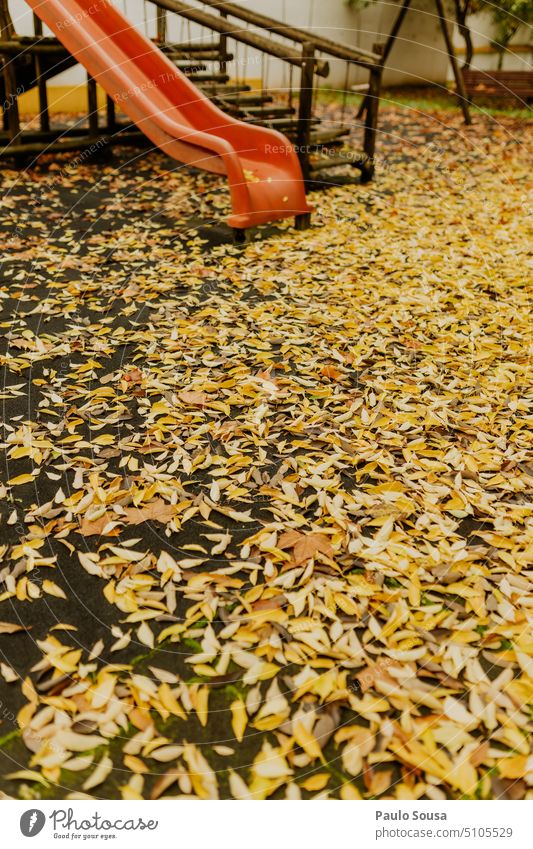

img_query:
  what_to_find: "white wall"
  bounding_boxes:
[5,0,532,89]
[240,0,451,87]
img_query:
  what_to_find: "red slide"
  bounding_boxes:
[26,0,312,230]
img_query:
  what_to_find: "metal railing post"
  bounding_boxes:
[296,41,315,183]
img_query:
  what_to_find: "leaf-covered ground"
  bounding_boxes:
[0,101,531,800]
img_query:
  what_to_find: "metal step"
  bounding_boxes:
[164,50,230,62]
[237,105,295,118]
[309,127,351,147]
[216,92,274,105]
[246,116,320,130]
[187,72,230,83]
[309,150,370,172]
[173,60,208,71]
[159,40,225,55]
[199,83,252,98]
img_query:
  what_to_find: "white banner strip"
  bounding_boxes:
[3,800,532,848]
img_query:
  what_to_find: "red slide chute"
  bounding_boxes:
[27,0,312,231]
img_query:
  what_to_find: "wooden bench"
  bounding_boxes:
[461,69,533,104]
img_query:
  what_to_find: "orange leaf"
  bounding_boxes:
[321,365,342,380]
[277,530,303,550]
[277,531,333,564]
[123,368,143,384]
[178,390,209,406]
[122,499,175,526]
[293,533,333,564]
[78,513,113,537]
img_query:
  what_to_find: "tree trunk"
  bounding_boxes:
[495,24,519,71]
[453,0,474,69]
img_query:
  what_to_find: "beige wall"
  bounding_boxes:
[453,9,531,73]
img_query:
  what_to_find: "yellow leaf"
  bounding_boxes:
[123,755,147,774]
[498,756,527,780]
[43,580,66,600]
[231,699,247,742]
[83,755,113,790]
[340,783,362,800]
[293,721,322,761]
[300,772,330,791]
[17,702,36,729]
[159,683,187,720]
[6,769,49,786]
[7,474,35,486]
[195,686,209,727]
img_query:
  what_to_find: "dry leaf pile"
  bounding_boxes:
[0,103,531,799]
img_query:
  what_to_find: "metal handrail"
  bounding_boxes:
[149,0,330,76]
[191,0,382,66]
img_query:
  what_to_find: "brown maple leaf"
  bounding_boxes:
[278,530,333,564]
[355,659,402,693]
[294,533,333,564]
[277,530,303,550]
[78,513,114,537]
[321,365,342,380]
[178,390,209,406]
[122,498,175,525]
[123,368,143,384]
